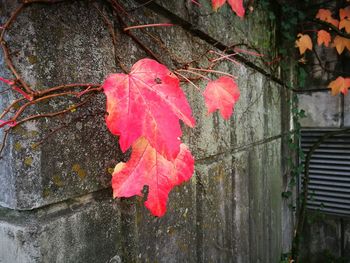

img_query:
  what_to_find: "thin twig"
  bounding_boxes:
[93,3,128,73]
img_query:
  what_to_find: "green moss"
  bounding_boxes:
[72,164,87,180]
[24,156,33,166]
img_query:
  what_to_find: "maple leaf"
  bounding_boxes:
[212,0,225,11]
[316,8,339,27]
[112,137,194,217]
[103,58,195,160]
[328,76,350,95]
[339,6,350,20]
[212,0,245,17]
[332,36,350,54]
[295,34,313,55]
[317,30,331,47]
[203,76,240,120]
[339,18,350,33]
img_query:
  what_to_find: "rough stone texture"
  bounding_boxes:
[298,91,342,128]
[0,1,123,210]
[344,94,350,127]
[0,190,123,263]
[0,1,292,262]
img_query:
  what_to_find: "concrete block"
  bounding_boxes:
[0,1,125,210]
[298,91,341,127]
[344,93,350,127]
[0,191,123,263]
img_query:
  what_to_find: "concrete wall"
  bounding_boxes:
[301,213,350,262]
[0,1,292,262]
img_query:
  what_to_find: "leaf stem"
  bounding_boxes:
[174,71,201,91]
[187,67,237,79]
[176,69,211,81]
[124,23,174,32]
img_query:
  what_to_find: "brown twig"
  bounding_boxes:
[0,128,10,158]
[0,4,34,95]
[93,3,128,73]
[14,94,94,127]
[0,98,25,119]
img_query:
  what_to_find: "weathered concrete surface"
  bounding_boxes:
[300,213,350,263]
[0,1,123,210]
[0,190,123,263]
[0,1,292,262]
[344,94,350,127]
[298,91,342,128]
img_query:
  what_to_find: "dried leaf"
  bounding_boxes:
[295,34,313,55]
[339,18,350,33]
[332,35,350,54]
[316,8,339,27]
[339,6,350,20]
[328,76,350,95]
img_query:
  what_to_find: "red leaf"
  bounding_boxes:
[203,76,240,120]
[212,0,245,17]
[212,0,226,11]
[103,58,195,159]
[112,137,194,217]
[227,0,245,17]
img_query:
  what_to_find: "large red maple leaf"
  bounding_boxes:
[112,137,194,217]
[203,76,240,120]
[103,58,195,160]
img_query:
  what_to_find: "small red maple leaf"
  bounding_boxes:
[203,76,240,120]
[212,0,245,17]
[103,58,195,160]
[112,137,194,217]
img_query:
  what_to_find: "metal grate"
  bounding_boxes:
[300,129,350,216]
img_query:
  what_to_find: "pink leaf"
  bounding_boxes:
[112,137,194,217]
[212,0,245,17]
[203,76,240,120]
[227,0,245,17]
[212,0,226,11]
[103,58,195,160]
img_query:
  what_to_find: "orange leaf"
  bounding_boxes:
[332,36,350,54]
[112,137,194,217]
[317,30,331,47]
[328,76,350,95]
[295,34,313,55]
[339,6,350,20]
[339,18,350,33]
[316,8,339,27]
